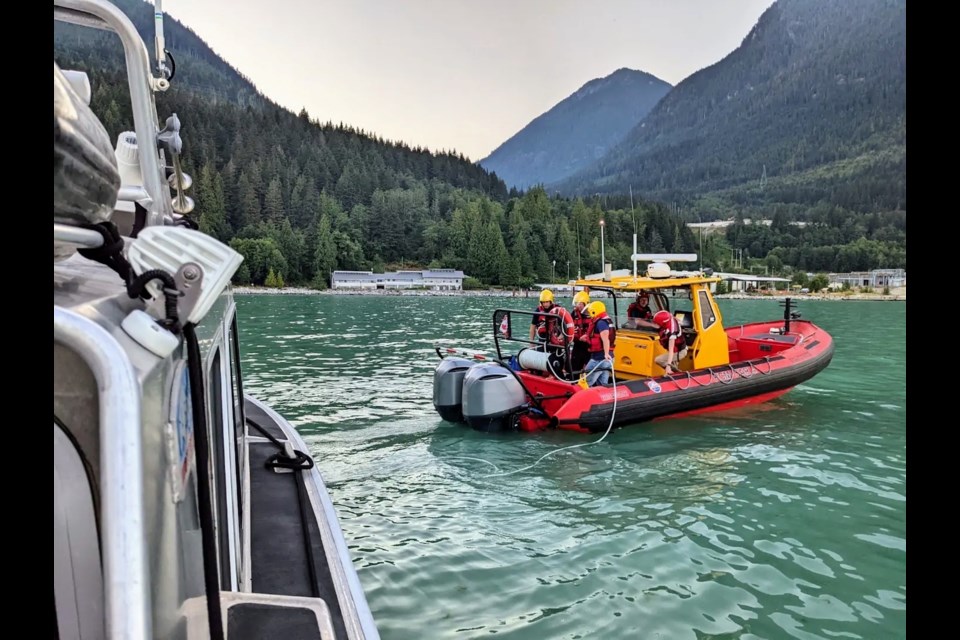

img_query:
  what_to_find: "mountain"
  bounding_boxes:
[53,0,510,287]
[552,0,906,217]
[479,68,672,191]
[53,0,265,107]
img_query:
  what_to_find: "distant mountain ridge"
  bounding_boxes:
[479,68,671,191]
[553,0,906,216]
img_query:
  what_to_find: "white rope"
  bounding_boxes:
[481,360,619,478]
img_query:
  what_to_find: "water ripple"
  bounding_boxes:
[236,295,906,640]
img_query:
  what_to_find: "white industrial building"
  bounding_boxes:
[331,269,465,290]
[827,269,906,289]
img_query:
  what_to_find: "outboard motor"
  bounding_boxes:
[433,357,475,422]
[461,362,527,432]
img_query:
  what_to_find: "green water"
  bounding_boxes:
[235,294,906,640]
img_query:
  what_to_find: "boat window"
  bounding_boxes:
[208,348,231,589]
[698,290,717,330]
[229,315,245,431]
[651,293,668,313]
[228,316,245,550]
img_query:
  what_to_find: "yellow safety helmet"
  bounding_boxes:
[573,291,590,306]
[539,289,555,303]
[587,301,606,318]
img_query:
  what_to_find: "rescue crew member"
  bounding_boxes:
[626,291,657,329]
[584,301,614,386]
[653,309,688,375]
[529,289,556,346]
[571,290,591,372]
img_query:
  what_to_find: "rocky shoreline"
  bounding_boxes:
[233,286,906,301]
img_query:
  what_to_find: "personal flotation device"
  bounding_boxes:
[586,312,617,354]
[626,302,653,320]
[532,303,552,338]
[658,317,687,351]
[572,307,591,340]
[548,306,575,346]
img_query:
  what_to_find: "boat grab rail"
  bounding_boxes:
[54,305,150,639]
[434,346,491,361]
[55,0,174,227]
[665,358,774,390]
[490,308,573,361]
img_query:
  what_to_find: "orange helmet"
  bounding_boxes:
[653,310,672,327]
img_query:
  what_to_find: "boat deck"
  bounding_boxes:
[245,399,349,638]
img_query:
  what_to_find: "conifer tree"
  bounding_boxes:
[264,268,278,288]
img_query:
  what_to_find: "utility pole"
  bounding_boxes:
[599,218,606,275]
[696,212,703,272]
[576,221,582,279]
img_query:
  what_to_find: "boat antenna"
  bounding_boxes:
[153,1,173,82]
[629,185,636,235]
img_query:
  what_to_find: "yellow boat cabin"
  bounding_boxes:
[567,254,729,379]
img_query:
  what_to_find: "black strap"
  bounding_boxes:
[76,222,182,334]
[254,421,320,597]
[77,221,133,284]
[184,324,225,640]
[264,448,314,471]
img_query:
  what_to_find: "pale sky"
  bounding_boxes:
[159,1,775,161]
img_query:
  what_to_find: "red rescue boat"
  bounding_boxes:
[433,256,834,433]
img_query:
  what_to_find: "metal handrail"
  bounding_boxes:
[53,223,105,249]
[54,306,150,639]
[491,307,568,360]
[55,0,173,227]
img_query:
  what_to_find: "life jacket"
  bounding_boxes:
[572,307,591,340]
[658,317,687,352]
[547,306,575,346]
[531,303,550,338]
[586,312,617,354]
[627,302,652,320]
